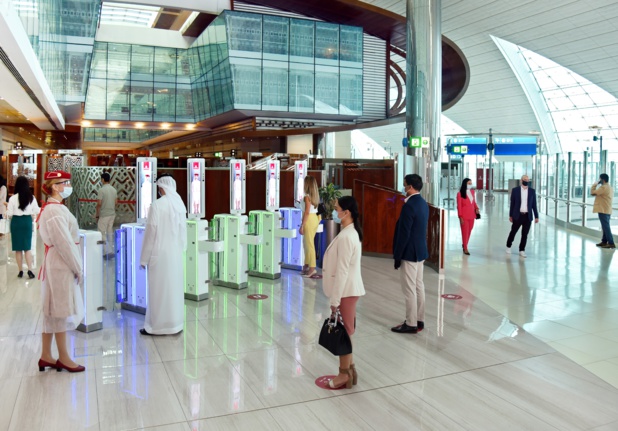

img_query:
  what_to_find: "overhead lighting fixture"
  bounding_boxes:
[109,121,119,127]
[81,120,92,127]
[186,124,196,130]
[135,122,145,128]
[161,123,171,129]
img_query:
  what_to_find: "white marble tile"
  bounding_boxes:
[68,326,162,370]
[9,372,99,431]
[152,319,224,362]
[584,360,618,390]
[0,378,21,431]
[458,353,618,430]
[338,385,466,430]
[550,334,618,363]
[133,423,190,431]
[184,293,247,321]
[282,343,397,392]
[96,362,186,430]
[0,306,40,337]
[229,349,327,408]
[164,355,264,420]
[190,410,282,431]
[268,397,374,431]
[589,419,618,430]
[203,316,277,355]
[522,320,587,342]
[0,334,43,379]
[402,374,558,430]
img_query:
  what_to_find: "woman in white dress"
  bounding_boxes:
[37,171,85,373]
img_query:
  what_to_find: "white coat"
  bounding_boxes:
[37,199,84,333]
[140,195,187,334]
[322,223,366,308]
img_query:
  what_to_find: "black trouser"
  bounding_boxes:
[506,214,532,251]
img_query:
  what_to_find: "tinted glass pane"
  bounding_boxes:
[290,19,314,62]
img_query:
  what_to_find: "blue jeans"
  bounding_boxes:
[598,213,614,245]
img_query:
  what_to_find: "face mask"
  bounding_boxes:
[59,186,72,199]
[467,185,473,190]
[522,181,529,187]
[332,209,341,224]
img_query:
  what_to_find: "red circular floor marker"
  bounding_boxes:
[315,375,348,390]
[247,294,268,300]
[310,274,322,279]
[441,294,463,300]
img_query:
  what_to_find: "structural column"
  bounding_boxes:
[406,0,442,204]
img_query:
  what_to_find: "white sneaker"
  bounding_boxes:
[519,251,527,258]
[506,247,511,254]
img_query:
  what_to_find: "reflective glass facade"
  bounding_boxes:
[82,128,170,142]
[83,11,363,123]
[15,0,101,103]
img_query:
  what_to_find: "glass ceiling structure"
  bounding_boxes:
[100,2,160,28]
[495,36,618,154]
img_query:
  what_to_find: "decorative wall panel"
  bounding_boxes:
[71,167,136,229]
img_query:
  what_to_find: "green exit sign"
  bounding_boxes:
[409,136,422,148]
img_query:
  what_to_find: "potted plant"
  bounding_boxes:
[318,183,343,247]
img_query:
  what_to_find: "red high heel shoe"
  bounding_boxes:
[38,358,58,371]
[55,360,85,373]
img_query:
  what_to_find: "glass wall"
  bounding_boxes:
[82,128,170,143]
[535,151,618,234]
[83,10,363,123]
[14,0,101,103]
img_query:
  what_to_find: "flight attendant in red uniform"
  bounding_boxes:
[456,178,480,255]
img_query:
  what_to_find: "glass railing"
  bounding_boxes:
[536,150,618,235]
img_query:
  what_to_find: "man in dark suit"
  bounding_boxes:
[507,174,539,258]
[392,174,429,334]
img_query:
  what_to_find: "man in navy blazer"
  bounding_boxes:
[392,174,429,334]
[507,174,539,258]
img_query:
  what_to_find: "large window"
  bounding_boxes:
[84,11,364,122]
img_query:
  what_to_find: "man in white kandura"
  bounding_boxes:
[139,174,187,335]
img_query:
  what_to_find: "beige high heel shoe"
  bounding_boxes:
[350,363,358,385]
[328,367,353,389]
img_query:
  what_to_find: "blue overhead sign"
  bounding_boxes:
[447,137,487,156]
[494,136,537,156]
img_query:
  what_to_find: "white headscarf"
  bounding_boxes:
[156,176,187,234]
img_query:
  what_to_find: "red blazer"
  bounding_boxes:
[457,190,479,220]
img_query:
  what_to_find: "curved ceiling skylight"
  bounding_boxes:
[100,2,160,28]
[496,36,618,154]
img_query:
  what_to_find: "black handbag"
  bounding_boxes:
[318,310,352,356]
[476,213,481,220]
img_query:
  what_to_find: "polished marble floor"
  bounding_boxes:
[1,194,618,430]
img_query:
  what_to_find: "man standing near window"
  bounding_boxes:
[506,174,539,258]
[592,173,615,249]
[96,172,118,258]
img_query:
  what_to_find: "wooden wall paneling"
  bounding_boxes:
[157,168,188,209]
[205,170,230,220]
[358,181,444,273]
[246,170,266,213]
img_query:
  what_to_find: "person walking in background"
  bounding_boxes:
[456,178,480,255]
[592,173,615,249]
[322,196,365,389]
[299,175,320,278]
[0,175,7,238]
[392,174,429,334]
[37,171,85,373]
[96,172,118,258]
[506,174,539,258]
[6,176,39,278]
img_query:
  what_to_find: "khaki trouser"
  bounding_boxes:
[400,260,425,325]
[98,215,115,255]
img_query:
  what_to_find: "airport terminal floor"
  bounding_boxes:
[2,193,618,430]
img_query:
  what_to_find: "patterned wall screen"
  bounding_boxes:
[71,167,136,229]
